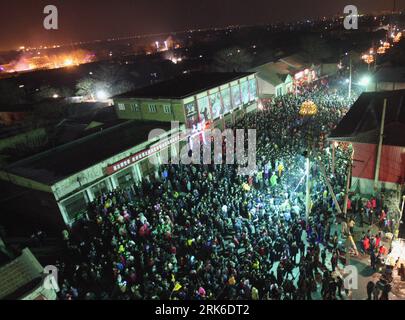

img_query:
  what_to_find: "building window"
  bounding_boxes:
[148,104,157,113]
[131,103,140,112]
[118,103,126,111]
[163,105,171,114]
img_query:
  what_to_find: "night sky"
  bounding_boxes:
[0,0,400,51]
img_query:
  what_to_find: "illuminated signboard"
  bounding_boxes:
[197,96,211,122]
[105,134,182,175]
[231,85,242,108]
[240,80,249,105]
[184,101,197,117]
[221,87,232,114]
[209,92,222,119]
[248,79,257,101]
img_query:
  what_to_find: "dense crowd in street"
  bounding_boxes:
[55,79,394,300]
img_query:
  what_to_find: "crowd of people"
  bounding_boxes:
[55,79,392,300]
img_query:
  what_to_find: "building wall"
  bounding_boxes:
[114,98,185,123]
[352,142,405,187]
[351,177,402,195]
[57,145,175,225]
[369,82,405,92]
[256,76,276,97]
[256,75,294,98]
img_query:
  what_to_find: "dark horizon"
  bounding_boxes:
[0,0,400,51]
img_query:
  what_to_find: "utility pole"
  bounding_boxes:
[343,160,353,219]
[305,156,311,222]
[348,52,352,100]
[316,156,343,214]
[374,98,388,191]
[331,142,336,176]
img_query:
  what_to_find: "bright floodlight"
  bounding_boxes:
[359,75,371,86]
[96,90,108,100]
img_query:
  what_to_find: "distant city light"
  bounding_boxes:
[64,58,74,66]
[96,90,108,100]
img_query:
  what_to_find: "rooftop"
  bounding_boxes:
[4,120,172,185]
[113,72,254,100]
[329,89,405,147]
[251,61,293,86]
[0,248,43,300]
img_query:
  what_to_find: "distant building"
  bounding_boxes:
[251,61,294,97]
[112,72,258,130]
[329,90,405,195]
[0,247,57,300]
[250,54,337,98]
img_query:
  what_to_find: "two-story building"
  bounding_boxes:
[112,72,258,130]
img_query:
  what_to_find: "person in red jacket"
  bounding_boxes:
[379,245,387,256]
[347,198,352,213]
[375,233,381,249]
[371,197,377,210]
[362,236,370,254]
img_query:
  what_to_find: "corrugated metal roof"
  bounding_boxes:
[329,90,405,147]
[0,248,43,300]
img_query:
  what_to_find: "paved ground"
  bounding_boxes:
[337,221,405,300]
[267,220,405,300]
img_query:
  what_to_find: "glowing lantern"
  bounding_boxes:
[377,47,386,55]
[393,32,402,43]
[299,100,318,116]
[361,54,374,64]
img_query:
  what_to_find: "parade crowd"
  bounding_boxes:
[55,80,395,300]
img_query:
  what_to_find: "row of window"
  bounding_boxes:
[117,103,172,114]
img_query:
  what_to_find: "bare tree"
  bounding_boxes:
[212,47,253,72]
[76,77,97,99]
[300,35,333,61]
[76,64,134,98]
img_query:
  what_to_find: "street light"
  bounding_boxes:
[96,90,108,101]
[359,75,371,87]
